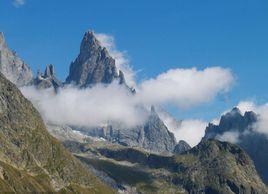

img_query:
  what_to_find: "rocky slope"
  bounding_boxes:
[0,72,114,193]
[66,31,128,88]
[203,107,268,184]
[63,139,268,194]
[0,32,33,87]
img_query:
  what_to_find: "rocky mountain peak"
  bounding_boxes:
[44,64,55,78]
[33,64,62,90]
[65,31,133,89]
[80,31,100,54]
[0,33,33,87]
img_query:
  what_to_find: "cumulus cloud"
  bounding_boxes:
[95,33,136,87]
[13,0,25,7]
[137,67,234,108]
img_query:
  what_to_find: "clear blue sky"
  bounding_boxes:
[1,0,268,121]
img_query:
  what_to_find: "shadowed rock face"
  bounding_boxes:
[33,64,62,90]
[0,32,33,87]
[204,107,268,184]
[66,31,126,87]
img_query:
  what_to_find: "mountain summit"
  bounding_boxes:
[66,31,126,87]
[203,107,268,184]
[0,32,33,87]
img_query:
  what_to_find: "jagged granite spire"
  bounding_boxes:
[0,32,33,87]
[66,31,121,87]
[33,64,62,90]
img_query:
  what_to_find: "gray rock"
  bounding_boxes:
[0,32,33,87]
[66,31,126,87]
[33,64,62,90]
[203,107,268,184]
[174,140,191,154]
[78,106,177,153]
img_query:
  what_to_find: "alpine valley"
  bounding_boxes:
[0,31,267,194]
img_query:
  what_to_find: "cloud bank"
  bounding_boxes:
[21,67,233,145]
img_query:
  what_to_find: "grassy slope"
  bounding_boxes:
[0,73,115,193]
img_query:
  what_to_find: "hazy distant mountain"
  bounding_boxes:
[204,107,268,184]
[0,32,33,87]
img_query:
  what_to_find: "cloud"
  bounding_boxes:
[21,83,148,128]
[163,118,207,147]
[216,131,240,144]
[95,33,136,87]
[21,66,234,143]
[237,101,268,136]
[13,0,25,7]
[137,67,234,108]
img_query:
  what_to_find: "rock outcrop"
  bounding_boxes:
[173,140,191,154]
[66,31,127,87]
[33,64,62,90]
[0,72,114,193]
[0,32,33,87]
[204,107,268,184]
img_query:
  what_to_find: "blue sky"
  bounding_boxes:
[1,0,268,121]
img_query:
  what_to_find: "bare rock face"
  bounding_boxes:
[0,32,33,87]
[33,64,62,90]
[79,106,177,153]
[66,31,125,87]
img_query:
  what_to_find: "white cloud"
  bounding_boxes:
[13,0,25,7]
[21,83,148,128]
[237,101,268,136]
[173,119,207,147]
[137,67,234,108]
[95,33,136,87]
[216,131,240,144]
[21,66,234,144]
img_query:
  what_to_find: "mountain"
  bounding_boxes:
[66,31,128,88]
[64,139,268,193]
[33,64,62,90]
[203,107,268,184]
[76,106,177,153]
[0,72,114,193]
[0,32,33,87]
